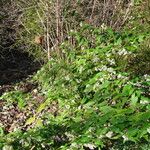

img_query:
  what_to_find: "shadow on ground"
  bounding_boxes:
[0,50,41,85]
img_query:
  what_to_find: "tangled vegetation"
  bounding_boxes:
[0,0,150,150]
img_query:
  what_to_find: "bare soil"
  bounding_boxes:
[0,50,41,85]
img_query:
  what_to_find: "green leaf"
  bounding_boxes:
[115,38,122,45]
[130,93,139,107]
[25,116,36,125]
[0,127,4,136]
[100,81,110,89]
[122,85,134,96]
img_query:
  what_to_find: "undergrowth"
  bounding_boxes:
[1,24,150,150]
[0,0,150,150]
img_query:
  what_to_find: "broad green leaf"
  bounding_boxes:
[130,93,139,107]
[122,85,134,96]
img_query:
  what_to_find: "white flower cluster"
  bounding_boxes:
[101,23,107,30]
[105,131,113,138]
[65,75,70,81]
[76,79,82,83]
[147,128,150,133]
[122,135,129,141]
[80,22,83,27]
[140,100,149,105]
[117,48,131,56]
[98,65,116,74]
[117,74,129,80]
[106,51,116,64]
[92,56,100,63]
[79,66,84,73]
[70,143,81,149]
[93,82,100,91]
[112,48,131,56]
[84,143,96,150]
[70,29,75,33]
[106,58,116,65]
[65,132,75,141]
[143,74,150,82]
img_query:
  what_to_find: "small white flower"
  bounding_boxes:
[112,101,116,105]
[117,74,123,79]
[80,22,83,27]
[101,65,107,71]
[70,142,78,148]
[94,67,101,71]
[84,143,96,150]
[106,53,111,57]
[143,74,150,81]
[65,105,70,109]
[79,66,84,73]
[76,79,81,83]
[41,143,45,148]
[122,135,129,141]
[65,75,70,81]
[107,67,115,73]
[140,100,149,104]
[107,58,115,65]
[147,128,150,133]
[68,36,71,39]
[118,74,127,79]
[106,131,113,138]
[88,127,94,132]
[101,23,107,30]
[81,46,85,50]
[118,48,129,56]
[98,135,104,139]
[78,105,82,109]
[93,57,100,63]
[65,133,75,140]
[33,89,38,93]
[99,78,104,82]
[144,74,149,78]
[93,82,100,90]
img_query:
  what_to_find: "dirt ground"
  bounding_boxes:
[0,50,40,85]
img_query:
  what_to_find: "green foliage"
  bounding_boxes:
[1,0,150,149]
[0,91,30,110]
[0,26,146,149]
[128,38,150,75]
[1,24,150,150]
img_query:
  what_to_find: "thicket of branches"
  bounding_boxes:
[1,0,150,61]
[13,0,135,60]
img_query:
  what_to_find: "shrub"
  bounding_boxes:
[15,0,135,60]
[127,38,150,75]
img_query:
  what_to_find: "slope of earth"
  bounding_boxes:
[0,1,43,132]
